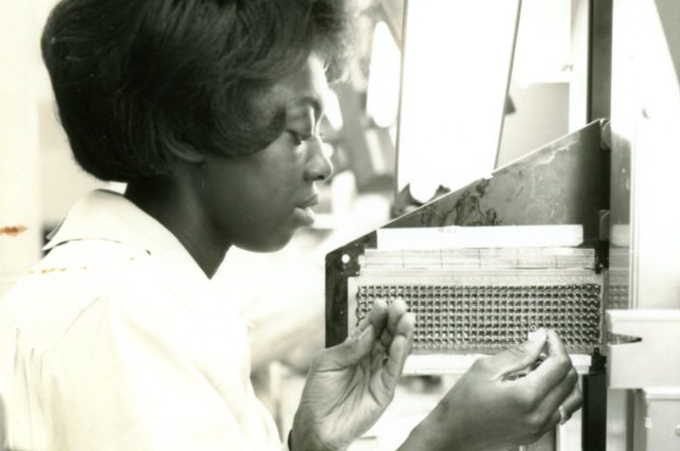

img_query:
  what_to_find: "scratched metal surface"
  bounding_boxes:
[386,120,609,243]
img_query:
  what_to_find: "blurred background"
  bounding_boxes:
[1,0,582,448]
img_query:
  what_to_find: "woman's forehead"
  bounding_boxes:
[266,53,330,115]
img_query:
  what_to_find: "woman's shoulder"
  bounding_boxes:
[0,239,177,352]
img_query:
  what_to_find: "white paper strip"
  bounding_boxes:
[404,353,592,375]
[377,225,583,250]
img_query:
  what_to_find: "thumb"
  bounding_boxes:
[490,328,548,379]
[317,325,377,370]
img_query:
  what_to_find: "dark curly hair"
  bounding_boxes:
[42,0,354,181]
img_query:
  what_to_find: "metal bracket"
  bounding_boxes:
[606,309,680,389]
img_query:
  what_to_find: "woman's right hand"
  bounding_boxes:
[399,329,583,451]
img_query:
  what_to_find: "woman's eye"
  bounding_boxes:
[288,130,311,145]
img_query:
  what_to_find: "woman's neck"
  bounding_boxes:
[124,178,230,278]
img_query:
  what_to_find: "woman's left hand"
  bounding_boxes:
[291,298,415,451]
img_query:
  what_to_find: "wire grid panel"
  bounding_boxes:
[348,271,604,354]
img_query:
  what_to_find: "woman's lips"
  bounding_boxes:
[298,194,319,209]
[294,195,319,225]
[294,206,316,225]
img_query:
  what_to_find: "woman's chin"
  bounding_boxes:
[234,230,298,254]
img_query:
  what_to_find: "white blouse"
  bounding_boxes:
[0,190,287,450]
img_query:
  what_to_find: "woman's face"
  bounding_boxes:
[199,52,334,252]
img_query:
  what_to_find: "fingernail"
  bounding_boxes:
[359,324,373,339]
[528,328,547,343]
[349,327,362,340]
[350,324,371,340]
[394,297,409,310]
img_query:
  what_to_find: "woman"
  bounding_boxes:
[0,0,582,449]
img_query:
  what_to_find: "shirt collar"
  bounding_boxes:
[44,190,245,331]
[44,189,187,256]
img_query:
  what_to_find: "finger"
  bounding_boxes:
[365,300,390,372]
[377,336,407,396]
[547,379,583,427]
[319,323,377,370]
[394,310,415,338]
[378,312,415,392]
[531,367,579,424]
[351,298,388,340]
[372,299,410,374]
[491,328,548,379]
[524,330,573,397]
[368,298,389,338]
[372,307,415,374]
[381,298,408,348]
[403,312,415,356]
[388,298,409,331]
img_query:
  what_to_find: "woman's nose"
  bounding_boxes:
[304,137,333,182]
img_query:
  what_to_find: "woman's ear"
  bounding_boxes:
[167,141,207,164]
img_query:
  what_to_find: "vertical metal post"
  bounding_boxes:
[582,372,607,450]
[571,1,614,448]
[588,0,612,122]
